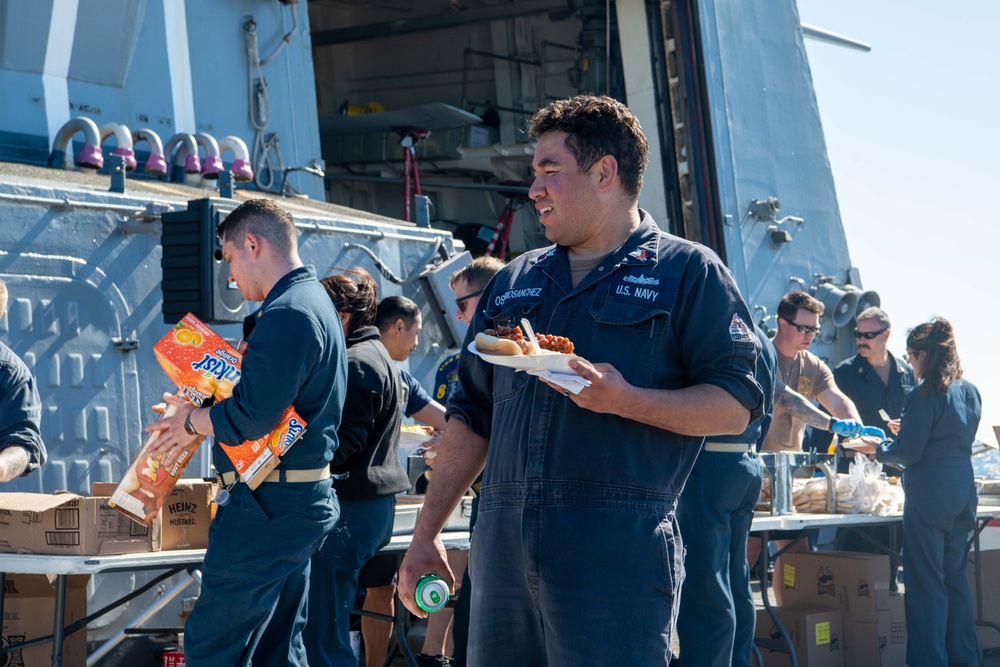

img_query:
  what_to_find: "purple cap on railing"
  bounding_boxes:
[201,155,224,178]
[231,159,254,182]
[184,154,202,174]
[113,148,138,171]
[145,153,168,175]
[76,145,104,170]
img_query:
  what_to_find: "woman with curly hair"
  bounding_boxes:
[303,267,410,667]
[858,317,981,667]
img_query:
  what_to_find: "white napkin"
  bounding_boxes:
[522,369,592,395]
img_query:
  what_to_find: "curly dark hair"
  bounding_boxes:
[321,268,378,335]
[528,95,648,200]
[907,317,963,397]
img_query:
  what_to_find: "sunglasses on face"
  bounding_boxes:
[780,316,821,336]
[853,328,888,340]
[455,289,484,313]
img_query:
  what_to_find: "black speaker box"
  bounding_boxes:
[161,198,247,324]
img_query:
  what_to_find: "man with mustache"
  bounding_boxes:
[834,307,915,437]
[830,307,915,583]
[751,291,864,577]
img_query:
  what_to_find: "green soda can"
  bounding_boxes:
[415,575,450,613]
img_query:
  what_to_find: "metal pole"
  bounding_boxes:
[86,571,200,667]
[800,23,872,52]
[52,575,67,667]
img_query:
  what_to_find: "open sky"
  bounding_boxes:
[796,0,1000,443]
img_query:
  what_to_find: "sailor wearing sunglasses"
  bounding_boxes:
[762,291,864,452]
[833,307,916,435]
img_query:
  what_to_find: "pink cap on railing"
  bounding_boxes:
[145,153,168,175]
[201,155,224,178]
[231,159,254,182]
[76,145,104,170]
[113,147,138,171]
[184,154,202,174]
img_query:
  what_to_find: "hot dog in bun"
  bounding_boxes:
[473,325,575,356]
[475,331,529,356]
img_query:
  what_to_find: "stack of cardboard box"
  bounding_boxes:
[0,482,214,667]
[759,551,906,667]
[754,606,843,667]
[968,549,1000,651]
[2,573,89,667]
[0,480,215,557]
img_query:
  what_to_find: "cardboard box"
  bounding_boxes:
[0,493,159,555]
[110,315,234,525]
[94,480,216,551]
[777,551,891,622]
[152,313,306,465]
[2,573,89,667]
[158,480,215,550]
[754,606,844,667]
[110,314,307,526]
[968,549,1000,650]
[217,405,306,487]
[842,594,906,667]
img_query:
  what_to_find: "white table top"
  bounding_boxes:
[751,504,1000,533]
[0,531,470,577]
[4,504,996,576]
[381,531,470,555]
[0,549,207,576]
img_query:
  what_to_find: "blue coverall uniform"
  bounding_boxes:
[831,352,916,570]
[834,352,916,432]
[0,340,46,474]
[676,325,775,667]
[448,212,763,665]
[185,266,347,667]
[876,378,981,667]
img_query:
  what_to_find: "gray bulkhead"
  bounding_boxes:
[0,177,455,496]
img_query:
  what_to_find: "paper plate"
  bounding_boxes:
[399,428,435,454]
[467,341,579,373]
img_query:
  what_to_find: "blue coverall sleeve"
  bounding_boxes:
[0,358,46,473]
[211,306,322,445]
[672,252,764,421]
[876,390,935,468]
[754,332,778,447]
